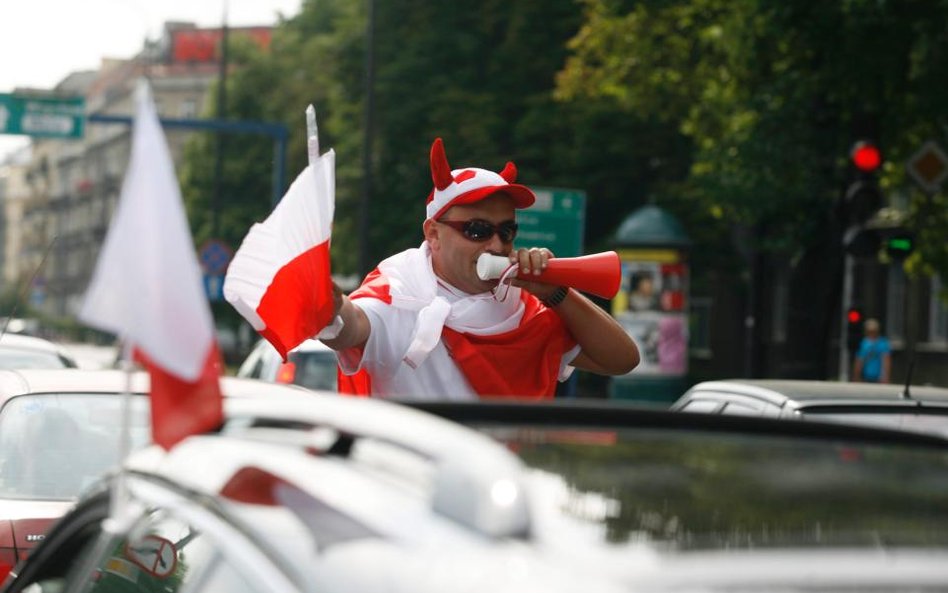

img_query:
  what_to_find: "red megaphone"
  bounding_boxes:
[477,251,622,299]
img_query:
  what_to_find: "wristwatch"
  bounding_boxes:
[542,286,569,308]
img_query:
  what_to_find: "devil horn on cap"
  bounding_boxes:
[430,137,454,191]
[499,161,517,183]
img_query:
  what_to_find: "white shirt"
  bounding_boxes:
[335,245,579,400]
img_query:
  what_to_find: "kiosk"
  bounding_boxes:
[609,205,691,404]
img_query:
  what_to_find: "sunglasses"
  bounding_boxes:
[438,218,519,243]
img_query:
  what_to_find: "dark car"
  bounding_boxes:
[9,396,948,593]
[670,379,948,437]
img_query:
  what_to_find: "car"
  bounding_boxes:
[236,338,337,391]
[5,397,948,593]
[0,369,314,580]
[669,378,948,437]
[0,334,79,370]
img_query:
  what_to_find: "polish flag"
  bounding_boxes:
[79,80,223,450]
[222,146,336,360]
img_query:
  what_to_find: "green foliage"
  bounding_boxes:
[178,0,948,310]
[557,0,948,279]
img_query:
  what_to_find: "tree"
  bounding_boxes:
[556,0,948,279]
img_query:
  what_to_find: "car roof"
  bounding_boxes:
[0,333,67,351]
[0,333,77,360]
[0,368,319,402]
[684,379,948,407]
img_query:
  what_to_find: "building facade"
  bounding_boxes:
[2,22,271,322]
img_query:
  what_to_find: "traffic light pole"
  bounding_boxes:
[838,253,854,381]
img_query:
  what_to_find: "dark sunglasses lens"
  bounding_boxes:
[497,221,518,243]
[463,220,495,241]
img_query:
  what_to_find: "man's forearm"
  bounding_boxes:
[321,295,370,351]
[553,289,640,375]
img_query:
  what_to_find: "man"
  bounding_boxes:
[321,138,639,399]
[852,318,891,384]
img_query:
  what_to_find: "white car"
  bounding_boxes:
[671,379,948,437]
[0,334,79,370]
[0,369,314,581]
[236,338,337,391]
[6,396,948,593]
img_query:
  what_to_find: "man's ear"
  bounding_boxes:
[423,218,440,250]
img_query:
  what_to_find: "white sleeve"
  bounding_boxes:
[336,299,413,380]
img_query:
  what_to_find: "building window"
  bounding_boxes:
[180,98,198,119]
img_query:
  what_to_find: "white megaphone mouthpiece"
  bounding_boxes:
[476,251,622,299]
[476,253,515,281]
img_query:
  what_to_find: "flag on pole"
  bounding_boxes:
[79,79,222,450]
[223,118,336,360]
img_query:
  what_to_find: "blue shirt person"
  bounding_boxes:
[852,318,891,383]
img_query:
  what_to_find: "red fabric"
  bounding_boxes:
[442,294,575,398]
[134,342,224,450]
[348,267,392,304]
[337,364,372,396]
[256,240,335,361]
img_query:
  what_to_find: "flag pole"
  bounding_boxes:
[104,338,135,533]
[306,104,319,163]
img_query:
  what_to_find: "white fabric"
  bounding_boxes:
[378,243,525,368]
[79,80,214,381]
[426,167,508,219]
[223,151,335,330]
[336,243,580,399]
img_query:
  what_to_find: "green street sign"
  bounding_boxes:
[0,93,85,139]
[516,187,586,257]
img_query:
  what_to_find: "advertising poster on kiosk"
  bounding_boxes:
[612,250,688,376]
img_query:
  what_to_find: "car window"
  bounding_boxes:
[720,400,762,416]
[0,394,151,499]
[73,513,267,593]
[288,350,337,391]
[678,399,720,413]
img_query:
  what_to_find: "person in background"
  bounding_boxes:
[320,137,639,399]
[852,318,891,383]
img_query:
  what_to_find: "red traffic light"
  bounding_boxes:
[850,141,882,173]
[847,307,863,324]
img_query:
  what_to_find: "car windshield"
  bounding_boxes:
[0,347,73,370]
[422,405,948,552]
[0,394,151,499]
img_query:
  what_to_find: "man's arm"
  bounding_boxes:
[510,248,639,375]
[320,283,371,351]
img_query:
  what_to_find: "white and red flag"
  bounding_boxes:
[79,79,223,450]
[222,128,336,360]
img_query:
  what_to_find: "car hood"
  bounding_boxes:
[0,498,74,555]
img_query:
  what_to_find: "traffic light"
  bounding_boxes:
[846,306,864,353]
[884,230,915,261]
[844,140,884,225]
